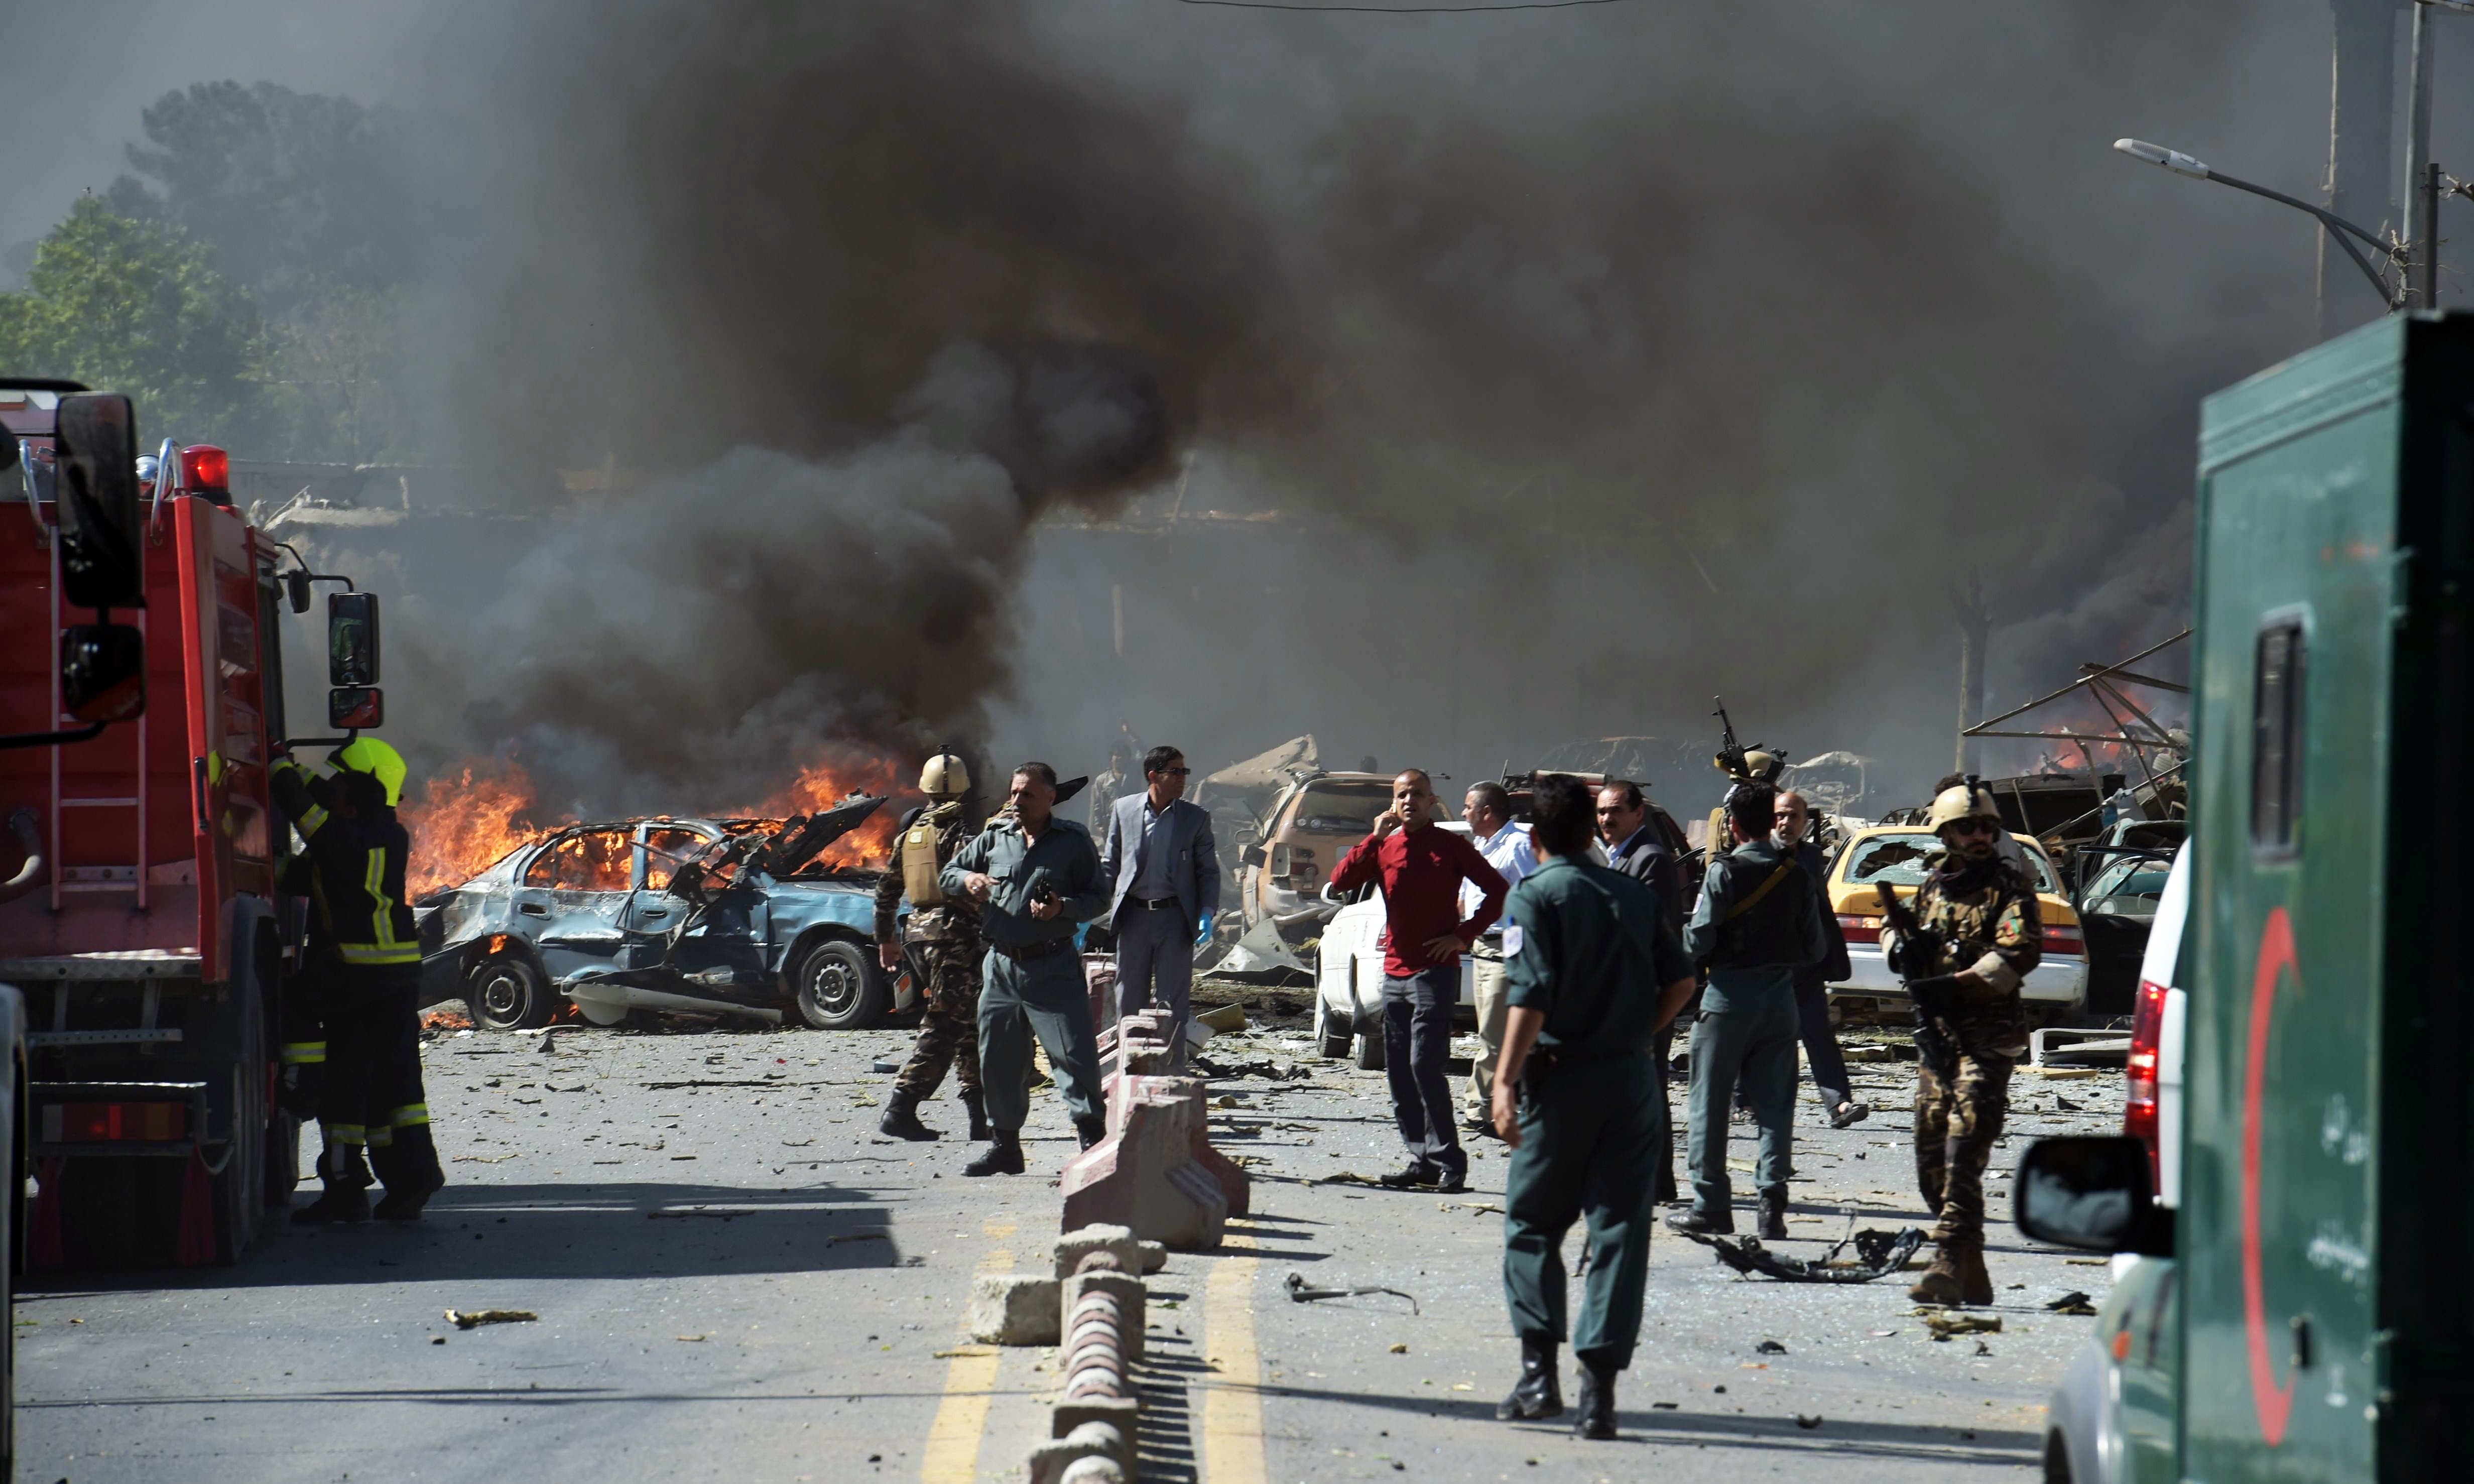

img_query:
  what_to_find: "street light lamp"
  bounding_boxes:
[2113,139,2405,309]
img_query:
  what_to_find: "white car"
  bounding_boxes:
[2041,840,2188,1484]
[1312,823,1478,1068]
[1824,827,2089,1011]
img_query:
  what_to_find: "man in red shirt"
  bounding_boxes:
[1329,769,1510,1192]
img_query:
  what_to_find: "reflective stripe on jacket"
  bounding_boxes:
[272,761,421,967]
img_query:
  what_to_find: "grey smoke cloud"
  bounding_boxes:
[63,0,2451,815]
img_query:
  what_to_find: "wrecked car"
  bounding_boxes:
[414,796,910,1032]
[1823,824,2087,1020]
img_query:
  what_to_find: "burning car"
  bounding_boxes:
[414,795,911,1032]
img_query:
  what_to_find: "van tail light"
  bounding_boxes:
[2124,977,2168,1192]
[2043,922,2085,954]
[1836,914,1882,944]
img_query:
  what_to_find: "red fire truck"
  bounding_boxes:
[1,379,383,1267]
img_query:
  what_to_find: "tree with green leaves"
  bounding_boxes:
[0,195,265,442]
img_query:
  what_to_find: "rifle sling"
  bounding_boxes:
[1722,859,1800,922]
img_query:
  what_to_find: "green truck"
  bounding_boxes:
[2020,311,2473,1482]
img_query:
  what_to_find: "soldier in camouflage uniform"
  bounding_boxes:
[876,754,992,1143]
[1891,783,2043,1306]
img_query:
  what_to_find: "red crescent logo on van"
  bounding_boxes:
[2243,906,2297,1446]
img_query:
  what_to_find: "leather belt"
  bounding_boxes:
[1131,897,1181,911]
[993,937,1071,962]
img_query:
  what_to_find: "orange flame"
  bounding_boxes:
[746,752,910,872]
[402,761,564,899]
[400,752,912,897]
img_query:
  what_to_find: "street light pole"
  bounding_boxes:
[2114,139,2404,308]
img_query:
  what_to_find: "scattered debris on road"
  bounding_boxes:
[1675,1225,1925,1283]
[1922,1312,2003,1341]
[2044,1290,2099,1315]
[1754,1339,1787,1354]
[445,1309,538,1330]
[1796,1414,1824,1429]
[1286,1272,1419,1314]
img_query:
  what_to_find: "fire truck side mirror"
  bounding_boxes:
[328,591,381,687]
[60,624,146,723]
[285,569,313,614]
[53,393,147,611]
[328,687,384,730]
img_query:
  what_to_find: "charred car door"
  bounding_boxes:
[510,827,635,982]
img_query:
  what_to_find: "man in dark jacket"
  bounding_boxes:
[270,738,443,1223]
[1596,782,1688,1203]
[1776,790,1865,1128]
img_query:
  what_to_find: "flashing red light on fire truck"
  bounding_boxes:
[179,443,229,499]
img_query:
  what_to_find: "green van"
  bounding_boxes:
[2018,312,2474,1484]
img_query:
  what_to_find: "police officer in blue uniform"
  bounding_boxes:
[1491,776,1699,1441]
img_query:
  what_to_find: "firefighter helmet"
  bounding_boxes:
[1925,783,2003,834]
[919,753,970,798]
[328,736,408,808]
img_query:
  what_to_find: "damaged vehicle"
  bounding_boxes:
[414,796,909,1032]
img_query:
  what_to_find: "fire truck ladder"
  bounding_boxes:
[43,515,149,915]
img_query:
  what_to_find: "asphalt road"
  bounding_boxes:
[14,1004,2122,1483]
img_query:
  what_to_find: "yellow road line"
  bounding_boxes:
[921,1218,1019,1484]
[1203,1229,1266,1484]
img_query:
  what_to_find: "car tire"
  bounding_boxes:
[2043,1430,2071,1484]
[1317,1008,1352,1059]
[795,938,890,1030]
[467,954,554,1032]
[1352,1027,1386,1071]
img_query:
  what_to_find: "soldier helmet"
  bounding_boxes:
[919,754,970,798]
[327,736,408,808]
[1925,783,2004,834]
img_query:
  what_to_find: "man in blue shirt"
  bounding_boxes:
[1460,781,1537,1133]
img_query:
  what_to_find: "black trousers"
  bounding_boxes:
[1793,967,1854,1111]
[319,981,441,1195]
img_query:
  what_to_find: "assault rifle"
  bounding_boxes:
[1875,882,1961,1081]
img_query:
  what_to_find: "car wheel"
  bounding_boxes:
[1352,1027,1386,1071]
[467,954,553,1031]
[796,938,890,1030]
[1317,1007,1352,1059]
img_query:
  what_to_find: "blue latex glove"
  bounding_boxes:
[1194,910,1214,945]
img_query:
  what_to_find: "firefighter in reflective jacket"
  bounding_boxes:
[270,737,445,1223]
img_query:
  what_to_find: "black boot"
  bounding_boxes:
[293,1186,370,1225]
[1496,1336,1564,1420]
[879,1088,940,1142]
[373,1168,445,1222]
[1572,1361,1618,1440]
[1075,1118,1107,1151]
[1665,1205,1733,1235]
[962,1132,1025,1177]
[1757,1186,1789,1241]
[961,1087,993,1142]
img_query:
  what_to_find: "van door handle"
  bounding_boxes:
[518,903,547,917]
[638,908,668,919]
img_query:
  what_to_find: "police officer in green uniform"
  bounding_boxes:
[941,762,1111,1177]
[1893,783,2042,1306]
[1491,776,1699,1441]
[875,753,991,1143]
[270,738,445,1223]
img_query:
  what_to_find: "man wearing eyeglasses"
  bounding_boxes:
[1889,782,2043,1307]
[1101,745,1220,1071]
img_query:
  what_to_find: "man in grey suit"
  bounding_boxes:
[1101,745,1220,1070]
